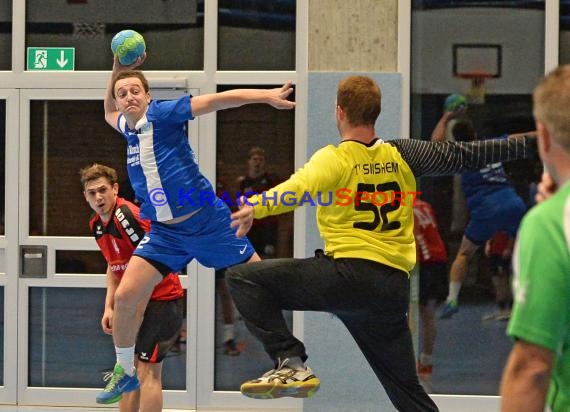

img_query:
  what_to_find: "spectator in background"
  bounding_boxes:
[237,147,285,258]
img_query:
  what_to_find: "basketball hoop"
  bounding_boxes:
[458,72,493,105]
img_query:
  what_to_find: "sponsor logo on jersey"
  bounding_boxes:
[115,208,141,243]
[110,263,129,272]
[127,144,140,167]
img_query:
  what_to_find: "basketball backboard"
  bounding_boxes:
[453,44,501,104]
[453,44,502,78]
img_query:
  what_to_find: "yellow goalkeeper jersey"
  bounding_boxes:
[250,139,417,273]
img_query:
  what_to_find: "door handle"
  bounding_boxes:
[20,245,48,278]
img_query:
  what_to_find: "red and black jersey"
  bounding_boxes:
[413,199,448,264]
[89,197,184,301]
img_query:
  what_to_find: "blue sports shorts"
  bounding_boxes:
[133,199,255,274]
[465,189,526,245]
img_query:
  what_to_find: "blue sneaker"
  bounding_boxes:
[439,301,459,319]
[96,363,140,404]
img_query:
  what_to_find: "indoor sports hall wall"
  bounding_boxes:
[301,3,401,409]
[411,7,544,95]
[303,72,401,412]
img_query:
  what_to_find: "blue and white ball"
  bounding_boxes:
[111,30,146,66]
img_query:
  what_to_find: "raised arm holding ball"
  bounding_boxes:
[96,30,295,405]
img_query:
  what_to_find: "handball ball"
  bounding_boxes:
[443,93,468,112]
[111,30,146,66]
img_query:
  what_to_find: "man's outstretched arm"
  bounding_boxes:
[190,82,295,117]
[388,133,537,176]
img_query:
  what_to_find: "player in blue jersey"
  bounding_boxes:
[96,54,295,404]
[434,118,529,319]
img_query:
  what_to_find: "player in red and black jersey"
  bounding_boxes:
[482,230,513,321]
[81,163,184,411]
[413,197,449,389]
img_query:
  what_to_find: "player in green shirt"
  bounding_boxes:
[500,65,570,412]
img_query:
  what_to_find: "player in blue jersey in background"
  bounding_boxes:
[434,118,529,319]
[96,53,295,405]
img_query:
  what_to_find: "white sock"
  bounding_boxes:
[115,345,136,376]
[447,281,462,302]
[223,323,236,343]
[420,353,432,365]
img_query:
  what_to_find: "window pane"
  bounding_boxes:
[216,84,295,260]
[55,250,107,274]
[0,2,11,70]
[0,287,4,386]
[28,100,131,236]
[25,1,203,70]
[0,100,5,235]
[411,1,544,395]
[214,84,295,390]
[29,287,111,387]
[28,287,186,389]
[218,1,296,70]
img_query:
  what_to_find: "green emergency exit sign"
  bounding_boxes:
[27,47,75,71]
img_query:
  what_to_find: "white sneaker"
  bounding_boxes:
[240,358,320,399]
[482,308,511,321]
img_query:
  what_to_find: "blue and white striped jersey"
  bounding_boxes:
[117,95,216,222]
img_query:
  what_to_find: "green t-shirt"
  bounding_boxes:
[508,181,570,411]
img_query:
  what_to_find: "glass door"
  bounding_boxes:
[410,1,545,408]
[16,88,197,409]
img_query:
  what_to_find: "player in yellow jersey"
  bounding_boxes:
[226,75,537,411]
